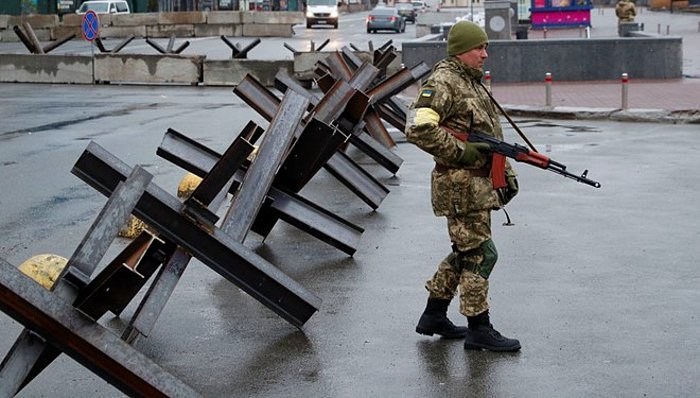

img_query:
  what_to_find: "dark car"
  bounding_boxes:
[396,2,417,23]
[366,6,406,33]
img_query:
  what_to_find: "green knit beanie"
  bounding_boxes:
[447,21,489,56]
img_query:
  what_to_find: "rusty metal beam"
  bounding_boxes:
[0,257,202,397]
[72,141,322,327]
[157,128,363,256]
[234,74,390,208]
[222,91,309,243]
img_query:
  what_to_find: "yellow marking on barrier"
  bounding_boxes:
[18,254,68,290]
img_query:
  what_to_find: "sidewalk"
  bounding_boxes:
[399,7,700,123]
[491,78,700,123]
[483,8,700,122]
[400,78,700,123]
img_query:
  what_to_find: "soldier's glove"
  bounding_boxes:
[500,169,519,205]
[457,142,490,166]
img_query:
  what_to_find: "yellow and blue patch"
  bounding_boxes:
[415,88,435,108]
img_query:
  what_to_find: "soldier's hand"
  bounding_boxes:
[500,170,519,205]
[458,142,490,166]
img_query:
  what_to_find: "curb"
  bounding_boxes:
[502,105,700,124]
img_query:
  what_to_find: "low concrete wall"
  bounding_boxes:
[94,54,204,85]
[293,51,404,81]
[203,59,293,86]
[0,11,303,42]
[402,36,683,81]
[0,54,93,83]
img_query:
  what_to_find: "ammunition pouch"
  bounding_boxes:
[451,239,498,279]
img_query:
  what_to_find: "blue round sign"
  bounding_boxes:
[81,10,100,42]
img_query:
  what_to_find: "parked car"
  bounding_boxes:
[76,0,130,14]
[396,2,417,23]
[366,7,406,33]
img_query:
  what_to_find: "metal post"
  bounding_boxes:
[545,72,552,107]
[621,72,629,110]
[484,70,491,90]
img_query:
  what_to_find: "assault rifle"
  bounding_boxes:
[468,131,601,188]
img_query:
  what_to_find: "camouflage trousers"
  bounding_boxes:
[424,210,494,317]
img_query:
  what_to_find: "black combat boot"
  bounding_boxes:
[415,298,469,339]
[464,310,521,352]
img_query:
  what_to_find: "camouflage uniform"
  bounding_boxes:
[406,57,513,317]
[615,0,636,22]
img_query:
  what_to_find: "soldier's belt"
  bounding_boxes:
[434,163,490,177]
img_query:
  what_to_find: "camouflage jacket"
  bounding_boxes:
[615,1,636,22]
[406,57,512,215]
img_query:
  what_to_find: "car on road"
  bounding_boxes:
[395,2,417,23]
[412,0,429,12]
[366,7,406,33]
[76,0,130,14]
[305,0,339,29]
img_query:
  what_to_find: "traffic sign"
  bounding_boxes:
[81,10,100,42]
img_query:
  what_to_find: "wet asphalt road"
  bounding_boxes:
[1,83,699,397]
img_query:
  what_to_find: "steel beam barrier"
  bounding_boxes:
[158,128,364,256]
[234,74,389,209]
[71,141,322,328]
[0,257,202,398]
[222,91,309,242]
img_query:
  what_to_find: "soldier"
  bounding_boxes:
[615,0,636,22]
[406,20,521,352]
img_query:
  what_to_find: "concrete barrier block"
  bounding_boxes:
[158,11,206,25]
[194,24,240,37]
[99,25,147,38]
[3,25,52,42]
[0,15,9,29]
[207,11,243,24]
[112,13,159,27]
[61,13,111,27]
[203,59,293,86]
[242,23,293,37]
[0,54,93,83]
[251,11,304,24]
[0,29,20,42]
[241,12,256,24]
[32,28,53,41]
[51,26,82,41]
[94,54,204,85]
[402,37,683,81]
[61,13,83,27]
[146,24,195,38]
[8,14,59,29]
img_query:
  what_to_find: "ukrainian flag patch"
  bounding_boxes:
[420,89,434,98]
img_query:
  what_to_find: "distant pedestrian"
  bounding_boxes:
[615,0,636,22]
[406,20,521,352]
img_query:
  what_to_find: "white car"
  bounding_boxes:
[412,1,429,12]
[76,0,131,14]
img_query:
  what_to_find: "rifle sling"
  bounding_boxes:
[478,81,540,154]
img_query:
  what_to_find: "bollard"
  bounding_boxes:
[657,23,661,34]
[545,72,553,107]
[543,27,548,39]
[666,25,670,35]
[484,70,491,90]
[621,73,629,110]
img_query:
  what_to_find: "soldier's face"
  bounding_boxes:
[456,44,488,69]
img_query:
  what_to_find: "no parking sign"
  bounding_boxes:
[81,10,100,42]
